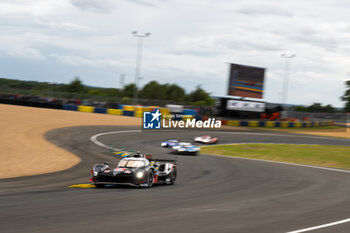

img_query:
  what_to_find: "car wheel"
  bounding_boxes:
[169,169,177,185]
[95,184,105,188]
[145,170,154,188]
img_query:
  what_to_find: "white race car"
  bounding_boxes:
[194,135,218,144]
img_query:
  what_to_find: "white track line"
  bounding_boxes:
[90,130,350,232]
[287,218,350,233]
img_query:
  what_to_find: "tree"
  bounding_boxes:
[66,77,85,94]
[139,81,166,100]
[308,103,323,112]
[165,84,186,101]
[324,104,335,113]
[122,83,137,98]
[187,85,214,106]
[341,80,350,112]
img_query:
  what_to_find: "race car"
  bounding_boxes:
[171,142,200,155]
[161,139,180,147]
[194,135,218,144]
[90,153,177,188]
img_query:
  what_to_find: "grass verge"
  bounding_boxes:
[201,144,350,170]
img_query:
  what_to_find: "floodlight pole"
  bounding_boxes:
[281,54,296,107]
[132,31,150,104]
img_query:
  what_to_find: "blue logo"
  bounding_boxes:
[143,109,161,129]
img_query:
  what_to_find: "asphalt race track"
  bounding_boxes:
[1,126,350,233]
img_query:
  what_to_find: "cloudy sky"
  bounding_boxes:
[0,0,349,107]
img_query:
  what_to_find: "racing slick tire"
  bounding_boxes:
[169,169,177,185]
[95,184,105,188]
[141,170,154,188]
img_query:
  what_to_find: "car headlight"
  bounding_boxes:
[135,171,144,179]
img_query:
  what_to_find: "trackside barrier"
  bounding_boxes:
[221,120,333,128]
[123,110,134,116]
[123,105,135,111]
[63,104,78,111]
[182,115,194,121]
[60,104,334,128]
[107,109,122,115]
[78,105,94,113]
[94,107,107,114]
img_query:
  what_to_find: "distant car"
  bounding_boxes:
[194,135,218,144]
[172,142,200,155]
[90,153,177,188]
[161,139,180,147]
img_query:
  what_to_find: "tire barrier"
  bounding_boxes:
[0,98,62,109]
[60,104,338,128]
[221,120,333,128]
[0,99,332,128]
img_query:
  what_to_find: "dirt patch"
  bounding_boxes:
[0,104,140,179]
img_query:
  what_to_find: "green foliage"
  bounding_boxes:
[187,85,214,106]
[341,80,350,112]
[66,77,85,94]
[138,81,186,101]
[122,83,137,98]
[139,81,165,99]
[165,84,186,101]
[295,103,335,113]
[0,77,215,106]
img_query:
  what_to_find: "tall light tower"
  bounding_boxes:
[281,53,296,107]
[132,31,151,104]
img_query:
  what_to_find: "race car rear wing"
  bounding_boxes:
[144,154,177,164]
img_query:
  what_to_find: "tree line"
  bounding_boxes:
[0,77,214,106]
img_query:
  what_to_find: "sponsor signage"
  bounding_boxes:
[226,100,265,112]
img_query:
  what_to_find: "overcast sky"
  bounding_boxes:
[0,0,349,107]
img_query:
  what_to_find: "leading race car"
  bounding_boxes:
[171,142,200,155]
[161,139,180,147]
[194,135,218,144]
[90,153,177,188]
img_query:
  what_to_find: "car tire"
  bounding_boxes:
[169,169,177,185]
[95,184,105,188]
[144,170,154,188]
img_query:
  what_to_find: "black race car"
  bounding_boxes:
[90,153,177,188]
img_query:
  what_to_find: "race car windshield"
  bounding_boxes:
[118,160,145,168]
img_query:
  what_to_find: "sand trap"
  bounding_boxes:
[0,104,140,179]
